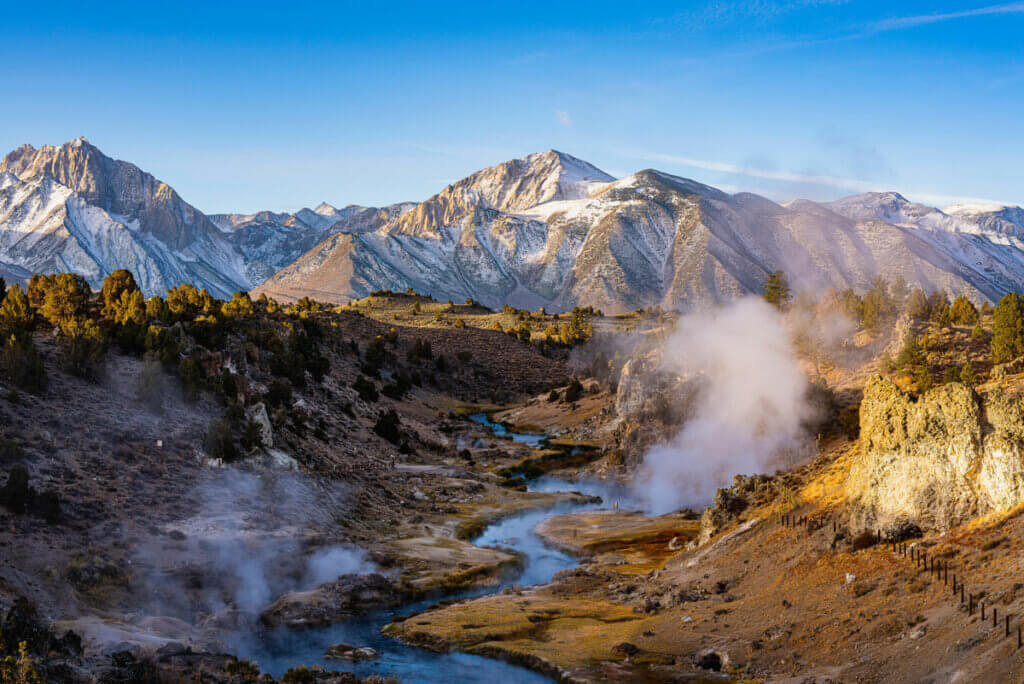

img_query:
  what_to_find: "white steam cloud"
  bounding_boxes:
[634,298,812,514]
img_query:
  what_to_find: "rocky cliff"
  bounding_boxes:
[847,376,1024,530]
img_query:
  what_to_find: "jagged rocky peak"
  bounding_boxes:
[0,137,218,250]
[384,149,614,238]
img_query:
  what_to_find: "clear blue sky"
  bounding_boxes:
[2,1,1022,213]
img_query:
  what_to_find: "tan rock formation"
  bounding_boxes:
[847,376,1024,530]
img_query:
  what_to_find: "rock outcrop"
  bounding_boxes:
[260,573,402,629]
[847,376,1024,530]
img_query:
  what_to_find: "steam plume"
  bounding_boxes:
[634,298,811,514]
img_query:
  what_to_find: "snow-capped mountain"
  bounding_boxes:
[0,138,391,298]
[0,138,251,297]
[5,140,1024,311]
[256,152,1024,311]
[209,202,415,284]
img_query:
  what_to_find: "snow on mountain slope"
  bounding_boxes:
[0,138,251,297]
[6,140,1024,312]
[257,155,1024,312]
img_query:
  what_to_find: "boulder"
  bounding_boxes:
[261,573,402,629]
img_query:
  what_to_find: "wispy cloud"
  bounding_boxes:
[556,110,573,127]
[867,2,1024,33]
[625,150,1018,208]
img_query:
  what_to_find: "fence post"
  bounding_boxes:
[994,607,998,627]
[1006,614,1010,637]
[982,601,986,621]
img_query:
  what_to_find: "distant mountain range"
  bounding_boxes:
[2,138,1024,311]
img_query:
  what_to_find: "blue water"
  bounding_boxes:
[467,412,547,448]
[228,421,637,683]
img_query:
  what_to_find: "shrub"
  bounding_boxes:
[373,409,402,444]
[59,317,106,377]
[205,419,239,462]
[0,641,42,684]
[240,419,265,451]
[266,379,293,408]
[850,530,879,551]
[547,389,560,402]
[178,358,204,402]
[224,658,260,680]
[960,362,977,385]
[0,336,46,394]
[456,350,472,363]
[837,404,860,438]
[221,291,255,318]
[281,667,315,684]
[762,270,791,309]
[144,325,179,365]
[564,378,584,403]
[408,338,432,363]
[353,376,378,402]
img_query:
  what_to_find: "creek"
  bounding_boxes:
[227,414,639,682]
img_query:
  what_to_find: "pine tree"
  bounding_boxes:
[905,288,929,319]
[762,270,792,309]
[101,269,139,318]
[950,295,979,326]
[0,284,34,337]
[861,276,896,330]
[40,273,90,330]
[991,292,1024,363]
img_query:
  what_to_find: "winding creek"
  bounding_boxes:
[228,414,641,683]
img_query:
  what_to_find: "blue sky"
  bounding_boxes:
[2,1,1022,212]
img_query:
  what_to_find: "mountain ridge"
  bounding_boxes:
[4,138,1024,311]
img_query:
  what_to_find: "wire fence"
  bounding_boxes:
[777,512,1023,649]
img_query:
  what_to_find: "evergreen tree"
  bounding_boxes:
[0,284,33,337]
[949,295,979,326]
[838,288,863,323]
[860,276,896,330]
[221,291,255,318]
[26,274,51,310]
[762,270,792,309]
[905,288,929,319]
[40,273,90,330]
[991,292,1024,363]
[0,276,5,303]
[101,269,139,318]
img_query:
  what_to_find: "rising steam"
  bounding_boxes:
[634,298,812,514]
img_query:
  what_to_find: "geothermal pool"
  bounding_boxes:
[227,414,640,683]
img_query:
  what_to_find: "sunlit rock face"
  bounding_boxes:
[848,376,1024,530]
